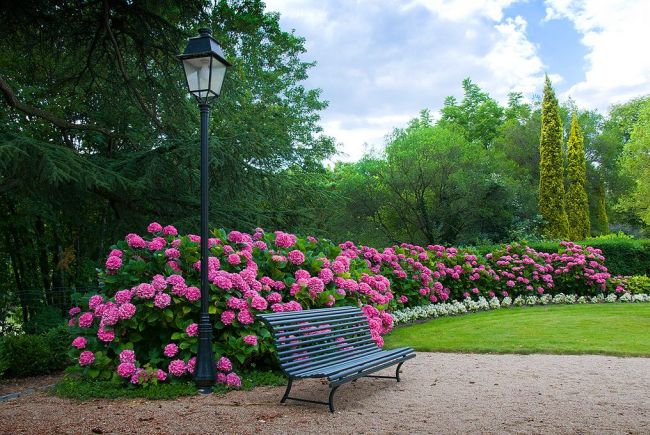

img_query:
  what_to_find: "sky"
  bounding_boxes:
[262,0,650,162]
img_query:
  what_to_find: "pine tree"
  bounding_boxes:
[565,114,590,239]
[538,75,569,238]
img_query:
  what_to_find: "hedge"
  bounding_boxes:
[472,237,650,277]
[0,326,70,378]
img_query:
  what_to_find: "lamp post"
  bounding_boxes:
[178,28,231,393]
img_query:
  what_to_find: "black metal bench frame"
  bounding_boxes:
[258,306,415,412]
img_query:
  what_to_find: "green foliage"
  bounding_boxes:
[22,305,65,335]
[0,326,69,378]
[618,99,650,226]
[566,114,591,240]
[620,276,650,294]
[332,113,528,245]
[51,377,198,400]
[594,179,610,235]
[538,76,569,238]
[440,78,504,148]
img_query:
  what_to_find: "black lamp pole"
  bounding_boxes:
[178,27,231,394]
[195,100,215,393]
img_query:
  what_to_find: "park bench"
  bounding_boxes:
[258,306,415,412]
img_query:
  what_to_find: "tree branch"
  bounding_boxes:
[0,75,117,138]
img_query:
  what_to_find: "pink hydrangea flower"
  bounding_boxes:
[105,255,122,270]
[186,323,198,337]
[216,372,227,384]
[136,283,156,299]
[187,357,196,374]
[221,310,235,325]
[148,237,166,251]
[237,310,254,325]
[168,359,186,377]
[147,222,163,233]
[88,295,104,310]
[162,225,178,236]
[243,335,258,346]
[119,349,136,364]
[226,372,241,388]
[98,328,115,343]
[163,343,179,358]
[216,357,232,372]
[78,312,94,328]
[266,292,282,303]
[71,336,87,349]
[118,303,136,320]
[154,292,171,309]
[274,231,296,248]
[117,362,136,378]
[115,289,133,305]
[165,248,180,259]
[251,296,268,310]
[287,250,305,265]
[126,233,146,248]
[79,351,95,366]
[68,306,81,317]
[227,254,241,265]
[185,286,201,302]
[157,369,167,381]
[109,249,123,257]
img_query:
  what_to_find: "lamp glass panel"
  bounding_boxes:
[182,56,212,98]
[209,58,228,96]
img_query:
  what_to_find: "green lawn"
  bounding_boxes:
[385,303,650,357]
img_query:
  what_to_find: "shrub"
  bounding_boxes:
[66,224,627,388]
[23,305,65,335]
[609,275,650,295]
[0,326,69,378]
[67,226,394,387]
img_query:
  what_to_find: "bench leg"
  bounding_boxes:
[328,385,339,413]
[396,361,404,382]
[281,378,293,403]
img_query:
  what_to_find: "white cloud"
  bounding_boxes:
[265,0,549,161]
[482,16,547,96]
[544,0,650,111]
[402,0,518,22]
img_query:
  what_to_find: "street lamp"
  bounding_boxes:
[179,28,231,393]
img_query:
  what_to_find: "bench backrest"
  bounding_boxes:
[258,306,378,375]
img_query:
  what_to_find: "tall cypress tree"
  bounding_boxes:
[538,75,569,238]
[565,114,591,239]
[596,179,609,235]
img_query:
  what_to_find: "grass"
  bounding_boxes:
[51,369,286,400]
[385,303,650,357]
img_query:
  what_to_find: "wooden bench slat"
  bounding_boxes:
[257,306,415,412]
[277,335,375,358]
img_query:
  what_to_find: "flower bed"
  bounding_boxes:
[391,293,650,325]
[67,225,630,388]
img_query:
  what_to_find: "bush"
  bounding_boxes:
[23,305,65,335]
[65,224,631,389]
[473,236,650,277]
[0,326,69,378]
[609,275,650,295]
[67,226,394,388]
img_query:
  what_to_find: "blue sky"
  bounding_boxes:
[263,0,650,161]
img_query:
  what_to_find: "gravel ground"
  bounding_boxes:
[1,352,649,434]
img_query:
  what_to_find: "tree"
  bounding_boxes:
[538,75,569,239]
[565,114,590,240]
[0,0,335,323]
[440,78,504,148]
[595,179,609,235]
[618,99,650,226]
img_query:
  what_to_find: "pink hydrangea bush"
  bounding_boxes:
[67,224,622,386]
[67,225,394,386]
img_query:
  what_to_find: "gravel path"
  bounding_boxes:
[1,352,649,434]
